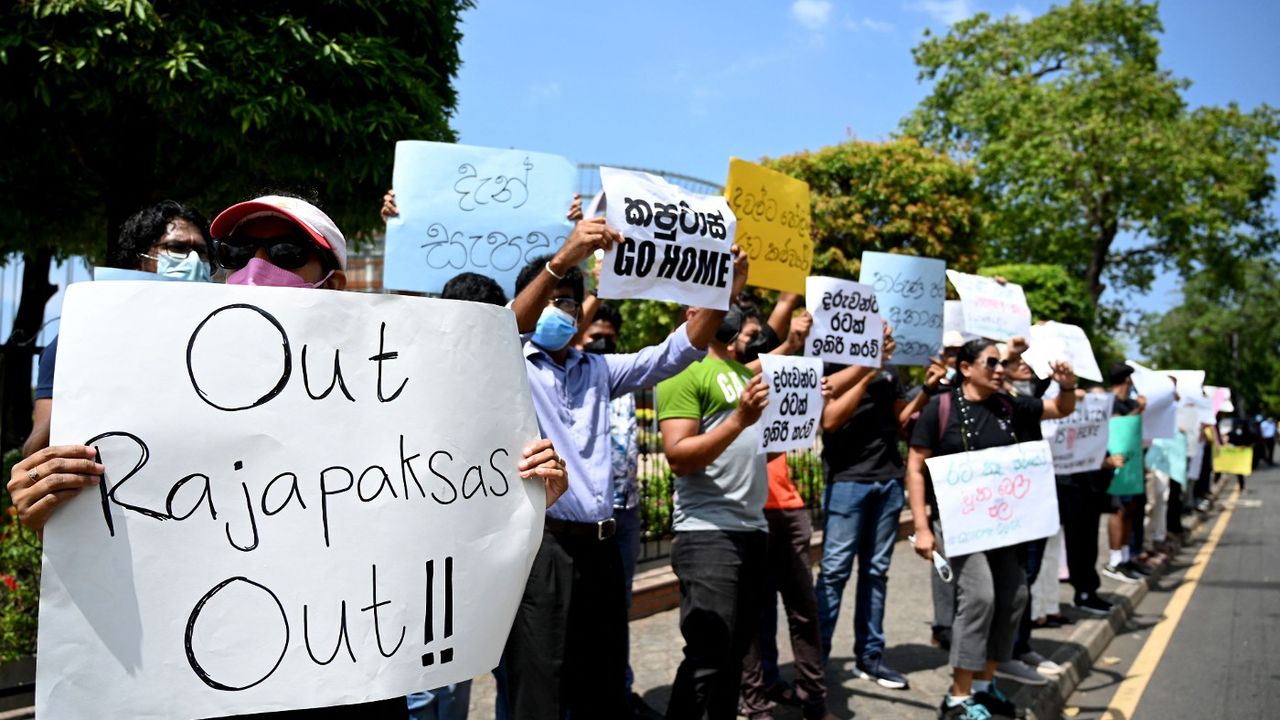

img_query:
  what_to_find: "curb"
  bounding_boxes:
[1013,480,1228,720]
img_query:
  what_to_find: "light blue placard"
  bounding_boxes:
[385,141,577,296]
[858,251,947,366]
[1147,431,1189,485]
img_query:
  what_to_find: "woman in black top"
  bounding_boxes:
[905,339,1077,720]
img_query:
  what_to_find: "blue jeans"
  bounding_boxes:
[407,681,472,720]
[814,477,904,662]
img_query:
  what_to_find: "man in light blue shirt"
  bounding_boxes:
[501,214,748,719]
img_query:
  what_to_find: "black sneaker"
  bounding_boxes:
[855,655,909,689]
[974,681,1025,718]
[938,696,993,720]
[1073,592,1113,617]
[1120,559,1153,577]
[1101,563,1142,583]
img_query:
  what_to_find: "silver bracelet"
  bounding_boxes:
[544,261,565,280]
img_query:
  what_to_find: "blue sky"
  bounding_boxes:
[449,0,1279,321]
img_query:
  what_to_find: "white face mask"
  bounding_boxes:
[152,250,211,282]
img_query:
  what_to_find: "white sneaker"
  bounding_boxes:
[995,658,1049,686]
[1020,650,1064,677]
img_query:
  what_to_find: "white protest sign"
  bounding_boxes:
[598,166,736,310]
[859,252,947,365]
[1127,361,1178,441]
[926,440,1059,557]
[1166,370,1206,400]
[943,300,978,344]
[40,283,544,719]
[1040,392,1112,474]
[1022,321,1103,383]
[945,270,1033,341]
[805,276,883,367]
[758,355,823,453]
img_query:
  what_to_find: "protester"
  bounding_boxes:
[927,331,968,651]
[655,300,773,720]
[1103,364,1150,582]
[1261,416,1276,465]
[10,195,569,720]
[500,208,749,717]
[812,323,938,692]
[906,339,1077,720]
[22,199,214,458]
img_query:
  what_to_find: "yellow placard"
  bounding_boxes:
[724,158,813,293]
[1213,444,1254,476]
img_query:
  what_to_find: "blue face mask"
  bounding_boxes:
[533,306,578,352]
[154,250,211,283]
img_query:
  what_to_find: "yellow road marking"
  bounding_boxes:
[1103,486,1240,719]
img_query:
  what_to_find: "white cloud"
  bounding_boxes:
[907,0,976,25]
[1010,3,1033,21]
[791,0,833,30]
[861,17,894,32]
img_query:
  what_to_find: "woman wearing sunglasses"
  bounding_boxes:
[903,338,1076,720]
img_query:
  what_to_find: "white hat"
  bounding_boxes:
[211,195,347,270]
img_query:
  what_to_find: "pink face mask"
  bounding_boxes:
[226,257,333,288]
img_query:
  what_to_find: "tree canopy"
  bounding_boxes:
[904,0,1279,303]
[1141,260,1280,416]
[763,137,984,279]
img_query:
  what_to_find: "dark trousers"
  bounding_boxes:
[741,509,827,718]
[1166,481,1185,536]
[668,529,768,720]
[1058,483,1103,597]
[502,528,628,720]
[1194,449,1214,503]
[1013,537,1047,656]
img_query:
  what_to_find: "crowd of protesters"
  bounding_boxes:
[7,189,1253,720]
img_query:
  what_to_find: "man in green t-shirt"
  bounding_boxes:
[658,306,770,719]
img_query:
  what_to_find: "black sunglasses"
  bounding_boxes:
[983,356,1002,370]
[214,234,322,271]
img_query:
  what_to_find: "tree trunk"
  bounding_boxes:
[1,249,57,455]
[1084,221,1118,305]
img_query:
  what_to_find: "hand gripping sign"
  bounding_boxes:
[598,167,737,311]
[38,282,544,719]
[805,276,883,368]
[758,355,824,453]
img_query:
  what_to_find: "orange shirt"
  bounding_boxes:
[766,454,805,510]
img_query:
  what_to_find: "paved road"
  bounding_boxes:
[1065,465,1280,720]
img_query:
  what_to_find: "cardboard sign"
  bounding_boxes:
[1213,444,1253,476]
[385,141,577,296]
[1022,321,1103,383]
[1106,415,1144,495]
[945,270,1032,342]
[926,440,1059,557]
[859,252,947,365]
[758,355,823,453]
[1040,391,1112,474]
[724,158,813,294]
[805,276,883,367]
[39,283,545,719]
[598,167,736,310]
[1127,362,1178,441]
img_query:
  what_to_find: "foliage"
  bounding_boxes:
[614,300,684,354]
[1140,260,1280,416]
[0,449,40,662]
[763,138,985,280]
[0,0,472,261]
[904,0,1280,302]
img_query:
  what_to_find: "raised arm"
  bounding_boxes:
[661,374,768,476]
[684,246,750,349]
[512,216,620,333]
[766,291,802,340]
[1040,360,1079,420]
[821,364,876,432]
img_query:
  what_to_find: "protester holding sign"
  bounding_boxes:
[814,323,938,693]
[656,305,774,720]
[905,339,1076,720]
[502,211,749,717]
[1102,363,1152,583]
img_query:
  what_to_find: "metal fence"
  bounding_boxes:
[631,386,826,564]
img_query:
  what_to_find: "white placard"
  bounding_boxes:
[1040,392,1113,474]
[39,283,544,719]
[1127,361,1178,441]
[758,355,824,453]
[805,276,883,367]
[598,166,736,310]
[943,300,978,344]
[945,270,1032,341]
[926,440,1059,557]
[1022,321,1103,383]
[1166,370,1206,399]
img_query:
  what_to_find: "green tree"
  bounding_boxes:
[763,137,985,279]
[1140,260,1280,416]
[904,0,1279,303]
[0,0,469,451]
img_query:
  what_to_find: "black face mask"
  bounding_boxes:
[715,306,745,345]
[583,336,617,354]
[739,323,781,364]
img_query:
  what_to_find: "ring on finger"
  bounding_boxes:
[27,469,38,483]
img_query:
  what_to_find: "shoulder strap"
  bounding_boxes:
[938,390,952,445]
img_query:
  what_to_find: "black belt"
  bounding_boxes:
[546,516,616,541]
